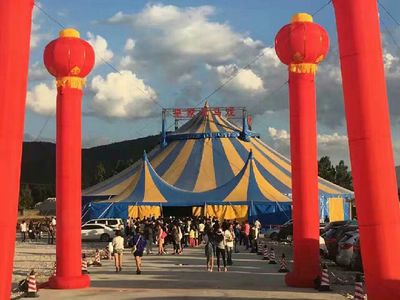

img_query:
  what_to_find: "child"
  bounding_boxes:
[189,226,196,248]
[107,241,114,260]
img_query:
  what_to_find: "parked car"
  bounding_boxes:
[350,237,363,271]
[81,224,115,242]
[83,218,124,230]
[323,220,358,260]
[321,220,348,234]
[262,224,283,240]
[276,220,325,241]
[277,219,293,241]
[336,230,359,267]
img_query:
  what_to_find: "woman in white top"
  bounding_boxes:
[112,230,124,272]
[215,225,227,272]
[225,223,235,266]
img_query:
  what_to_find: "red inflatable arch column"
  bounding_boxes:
[275,13,329,287]
[332,1,400,299]
[44,28,95,289]
[0,1,34,298]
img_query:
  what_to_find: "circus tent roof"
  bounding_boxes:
[83,103,353,205]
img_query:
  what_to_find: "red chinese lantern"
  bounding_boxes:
[44,28,94,88]
[275,13,329,73]
[275,13,329,288]
[44,28,94,289]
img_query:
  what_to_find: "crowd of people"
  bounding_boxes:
[112,216,262,274]
[18,217,56,244]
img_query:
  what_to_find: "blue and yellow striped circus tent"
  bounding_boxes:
[82,103,353,224]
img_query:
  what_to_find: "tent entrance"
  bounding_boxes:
[163,206,193,218]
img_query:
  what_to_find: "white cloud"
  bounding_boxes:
[267,126,350,164]
[90,70,157,119]
[213,64,265,92]
[124,38,135,51]
[86,32,114,67]
[26,83,57,116]
[30,4,49,49]
[268,126,348,144]
[268,127,290,141]
[106,4,264,78]
[119,55,135,69]
[28,61,48,81]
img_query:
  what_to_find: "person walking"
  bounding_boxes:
[225,223,235,266]
[172,223,181,254]
[156,224,166,255]
[47,221,55,245]
[243,220,250,250]
[144,221,154,254]
[112,230,124,272]
[20,220,27,242]
[131,227,147,274]
[215,226,227,272]
[204,227,216,272]
[28,220,35,241]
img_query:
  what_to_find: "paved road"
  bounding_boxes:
[28,244,345,300]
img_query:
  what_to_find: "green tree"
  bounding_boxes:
[318,156,336,182]
[93,162,106,185]
[335,160,353,190]
[19,184,33,209]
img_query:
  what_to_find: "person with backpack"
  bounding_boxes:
[130,227,147,274]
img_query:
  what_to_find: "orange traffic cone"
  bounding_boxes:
[92,249,102,267]
[318,264,331,291]
[26,269,38,298]
[278,253,289,272]
[268,247,277,264]
[263,246,269,260]
[81,254,89,274]
[354,273,366,300]
[257,240,264,255]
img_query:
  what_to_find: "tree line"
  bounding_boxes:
[19,158,135,209]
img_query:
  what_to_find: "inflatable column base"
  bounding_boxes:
[48,274,90,289]
[285,271,319,288]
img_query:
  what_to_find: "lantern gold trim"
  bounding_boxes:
[56,76,86,90]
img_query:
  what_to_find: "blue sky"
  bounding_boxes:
[26,0,400,165]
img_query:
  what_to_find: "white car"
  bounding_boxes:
[336,230,359,267]
[81,224,115,242]
[83,218,124,230]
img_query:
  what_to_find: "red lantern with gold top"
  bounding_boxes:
[44,28,94,289]
[275,13,328,288]
[275,13,329,74]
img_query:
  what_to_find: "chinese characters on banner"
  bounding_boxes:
[213,107,221,116]
[186,108,195,118]
[226,107,235,117]
[173,108,182,118]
